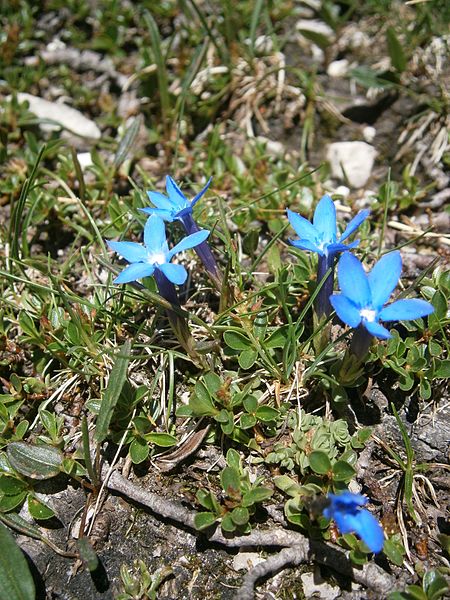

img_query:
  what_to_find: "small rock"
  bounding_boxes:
[296,19,335,40]
[232,551,265,571]
[256,136,284,157]
[300,568,340,599]
[76,152,93,171]
[363,126,376,143]
[327,59,349,78]
[326,141,377,188]
[334,185,350,198]
[16,93,101,139]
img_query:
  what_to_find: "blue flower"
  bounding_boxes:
[141,176,221,286]
[330,251,434,339]
[107,215,210,285]
[287,195,370,257]
[141,175,212,222]
[323,491,384,553]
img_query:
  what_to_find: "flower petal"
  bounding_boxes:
[365,320,392,339]
[348,509,384,554]
[147,190,173,210]
[158,262,187,285]
[328,492,367,508]
[107,240,147,263]
[191,176,212,207]
[290,238,322,254]
[286,209,319,244]
[339,209,370,242]
[114,263,155,284]
[140,207,176,221]
[330,294,362,328]
[327,241,358,255]
[166,175,189,210]
[313,195,336,243]
[337,253,371,308]
[169,229,210,258]
[368,251,402,310]
[143,215,168,252]
[379,299,434,322]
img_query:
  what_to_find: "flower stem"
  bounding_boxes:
[180,213,222,288]
[154,270,198,359]
[316,253,334,318]
[350,325,373,359]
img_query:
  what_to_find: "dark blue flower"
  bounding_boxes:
[141,175,212,222]
[330,251,434,339]
[323,491,384,553]
[287,195,369,257]
[141,176,220,286]
[107,214,209,285]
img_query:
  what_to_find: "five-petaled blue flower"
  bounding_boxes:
[141,175,212,222]
[330,251,434,339]
[107,214,210,285]
[323,491,384,553]
[287,195,369,257]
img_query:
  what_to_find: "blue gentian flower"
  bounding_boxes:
[107,214,209,286]
[141,176,220,286]
[323,491,384,553]
[287,195,369,317]
[330,251,434,340]
[141,175,212,223]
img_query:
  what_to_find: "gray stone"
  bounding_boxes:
[326,141,377,188]
[16,93,101,139]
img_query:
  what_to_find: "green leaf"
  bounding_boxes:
[239,349,257,369]
[242,487,273,507]
[194,511,217,530]
[221,466,240,497]
[384,538,405,566]
[95,340,131,443]
[243,395,258,414]
[7,442,63,480]
[27,495,55,520]
[0,491,28,512]
[273,475,303,497]
[145,433,177,447]
[0,476,28,496]
[223,331,251,351]
[423,569,449,600]
[0,522,35,600]
[239,413,257,429]
[255,406,279,422]
[196,490,220,514]
[434,360,450,379]
[265,326,289,349]
[230,506,249,526]
[129,437,149,464]
[298,28,330,50]
[431,290,447,320]
[332,461,356,482]
[226,448,241,471]
[114,116,141,169]
[190,381,217,416]
[77,537,99,572]
[203,372,223,395]
[221,512,236,532]
[308,451,332,475]
[386,27,407,72]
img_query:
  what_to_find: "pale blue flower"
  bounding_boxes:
[107,215,209,286]
[287,195,369,317]
[330,252,434,339]
[323,491,384,553]
[287,195,369,257]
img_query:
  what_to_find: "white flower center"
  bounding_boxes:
[360,308,377,322]
[147,252,167,265]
